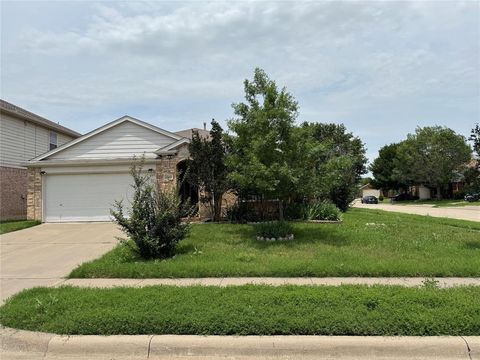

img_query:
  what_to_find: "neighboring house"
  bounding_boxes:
[360,183,381,198]
[0,100,80,220]
[26,116,204,222]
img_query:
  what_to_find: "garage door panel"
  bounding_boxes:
[45,173,134,222]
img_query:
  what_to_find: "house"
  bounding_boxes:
[0,100,81,220]
[26,116,203,222]
[360,183,381,198]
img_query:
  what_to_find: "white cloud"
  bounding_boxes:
[1,0,478,163]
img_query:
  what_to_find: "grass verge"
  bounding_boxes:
[1,285,478,335]
[70,209,480,278]
[0,220,40,235]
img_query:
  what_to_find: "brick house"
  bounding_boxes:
[0,100,80,220]
[26,116,214,222]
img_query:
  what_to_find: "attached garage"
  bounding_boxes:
[26,116,188,223]
[44,172,134,222]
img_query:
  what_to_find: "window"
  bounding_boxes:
[49,131,58,150]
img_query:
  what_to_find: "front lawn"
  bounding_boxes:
[1,285,478,335]
[0,220,40,235]
[70,209,480,278]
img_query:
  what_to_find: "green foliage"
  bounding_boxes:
[0,220,40,235]
[70,209,480,278]
[294,122,367,211]
[111,161,191,259]
[253,221,294,239]
[378,195,384,202]
[187,120,229,221]
[227,68,300,219]
[394,126,471,199]
[2,285,479,335]
[302,202,342,221]
[370,143,405,190]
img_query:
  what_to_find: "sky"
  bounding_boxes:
[1,0,479,166]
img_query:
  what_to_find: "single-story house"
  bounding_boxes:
[26,116,205,222]
[0,99,81,220]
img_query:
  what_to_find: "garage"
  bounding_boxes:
[44,173,134,222]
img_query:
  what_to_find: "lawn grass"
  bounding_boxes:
[393,199,480,207]
[0,220,40,235]
[70,208,480,278]
[1,285,478,335]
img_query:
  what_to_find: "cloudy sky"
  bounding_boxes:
[1,1,479,165]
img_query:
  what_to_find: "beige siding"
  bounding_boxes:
[47,121,175,160]
[0,114,74,168]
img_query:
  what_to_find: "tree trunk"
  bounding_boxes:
[213,192,223,222]
[278,200,284,222]
[436,185,442,200]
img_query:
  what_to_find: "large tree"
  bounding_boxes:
[394,126,471,199]
[227,68,299,220]
[297,122,367,211]
[187,120,229,221]
[370,143,405,190]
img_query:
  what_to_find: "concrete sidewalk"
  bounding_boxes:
[1,327,478,360]
[353,202,480,222]
[56,277,480,288]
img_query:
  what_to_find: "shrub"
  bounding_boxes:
[302,202,342,221]
[379,195,384,202]
[226,201,257,223]
[111,162,192,259]
[254,221,294,239]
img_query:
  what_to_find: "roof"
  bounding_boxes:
[30,115,182,162]
[175,128,211,140]
[0,99,81,138]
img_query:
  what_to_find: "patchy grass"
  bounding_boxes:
[0,220,40,235]
[1,285,478,336]
[70,209,480,278]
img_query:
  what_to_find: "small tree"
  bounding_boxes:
[227,68,299,220]
[469,124,480,158]
[187,120,229,221]
[111,161,190,259]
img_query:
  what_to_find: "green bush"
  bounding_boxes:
[302,201,342,221]
[226,201,257,223]
[254,221,293,239]
[111,162,191,259]
[379,195,384,201]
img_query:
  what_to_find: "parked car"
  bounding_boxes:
[392,193,419,202]
[464,193,480,202]
[361,195,378,204]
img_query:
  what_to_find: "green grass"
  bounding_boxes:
[70,208,480,278]
[0,220,40,234]
[1,285,478,335]
[393,199,480,207]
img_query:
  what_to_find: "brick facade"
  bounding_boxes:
[26,167,42,221]
[0,167,28,220]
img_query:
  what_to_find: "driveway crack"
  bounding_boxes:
[460,336,472,360]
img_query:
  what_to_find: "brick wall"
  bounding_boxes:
[0,167,28,220]
[26,167,42,221]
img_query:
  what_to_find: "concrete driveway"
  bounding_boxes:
[354,202,480,222]
[0,223,121,302]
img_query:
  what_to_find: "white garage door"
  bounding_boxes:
[45,173,134,222]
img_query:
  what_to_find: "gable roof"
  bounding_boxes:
[31,115,182,162]
[175,128,210,140]
[0,99,81,138]
[154,138,191,155]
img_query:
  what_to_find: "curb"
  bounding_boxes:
[1,327,478,359]
[58,277,480,288]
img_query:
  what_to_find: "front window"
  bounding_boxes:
[49,131,58,150]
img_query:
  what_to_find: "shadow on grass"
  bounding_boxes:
[465,240,480,250]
